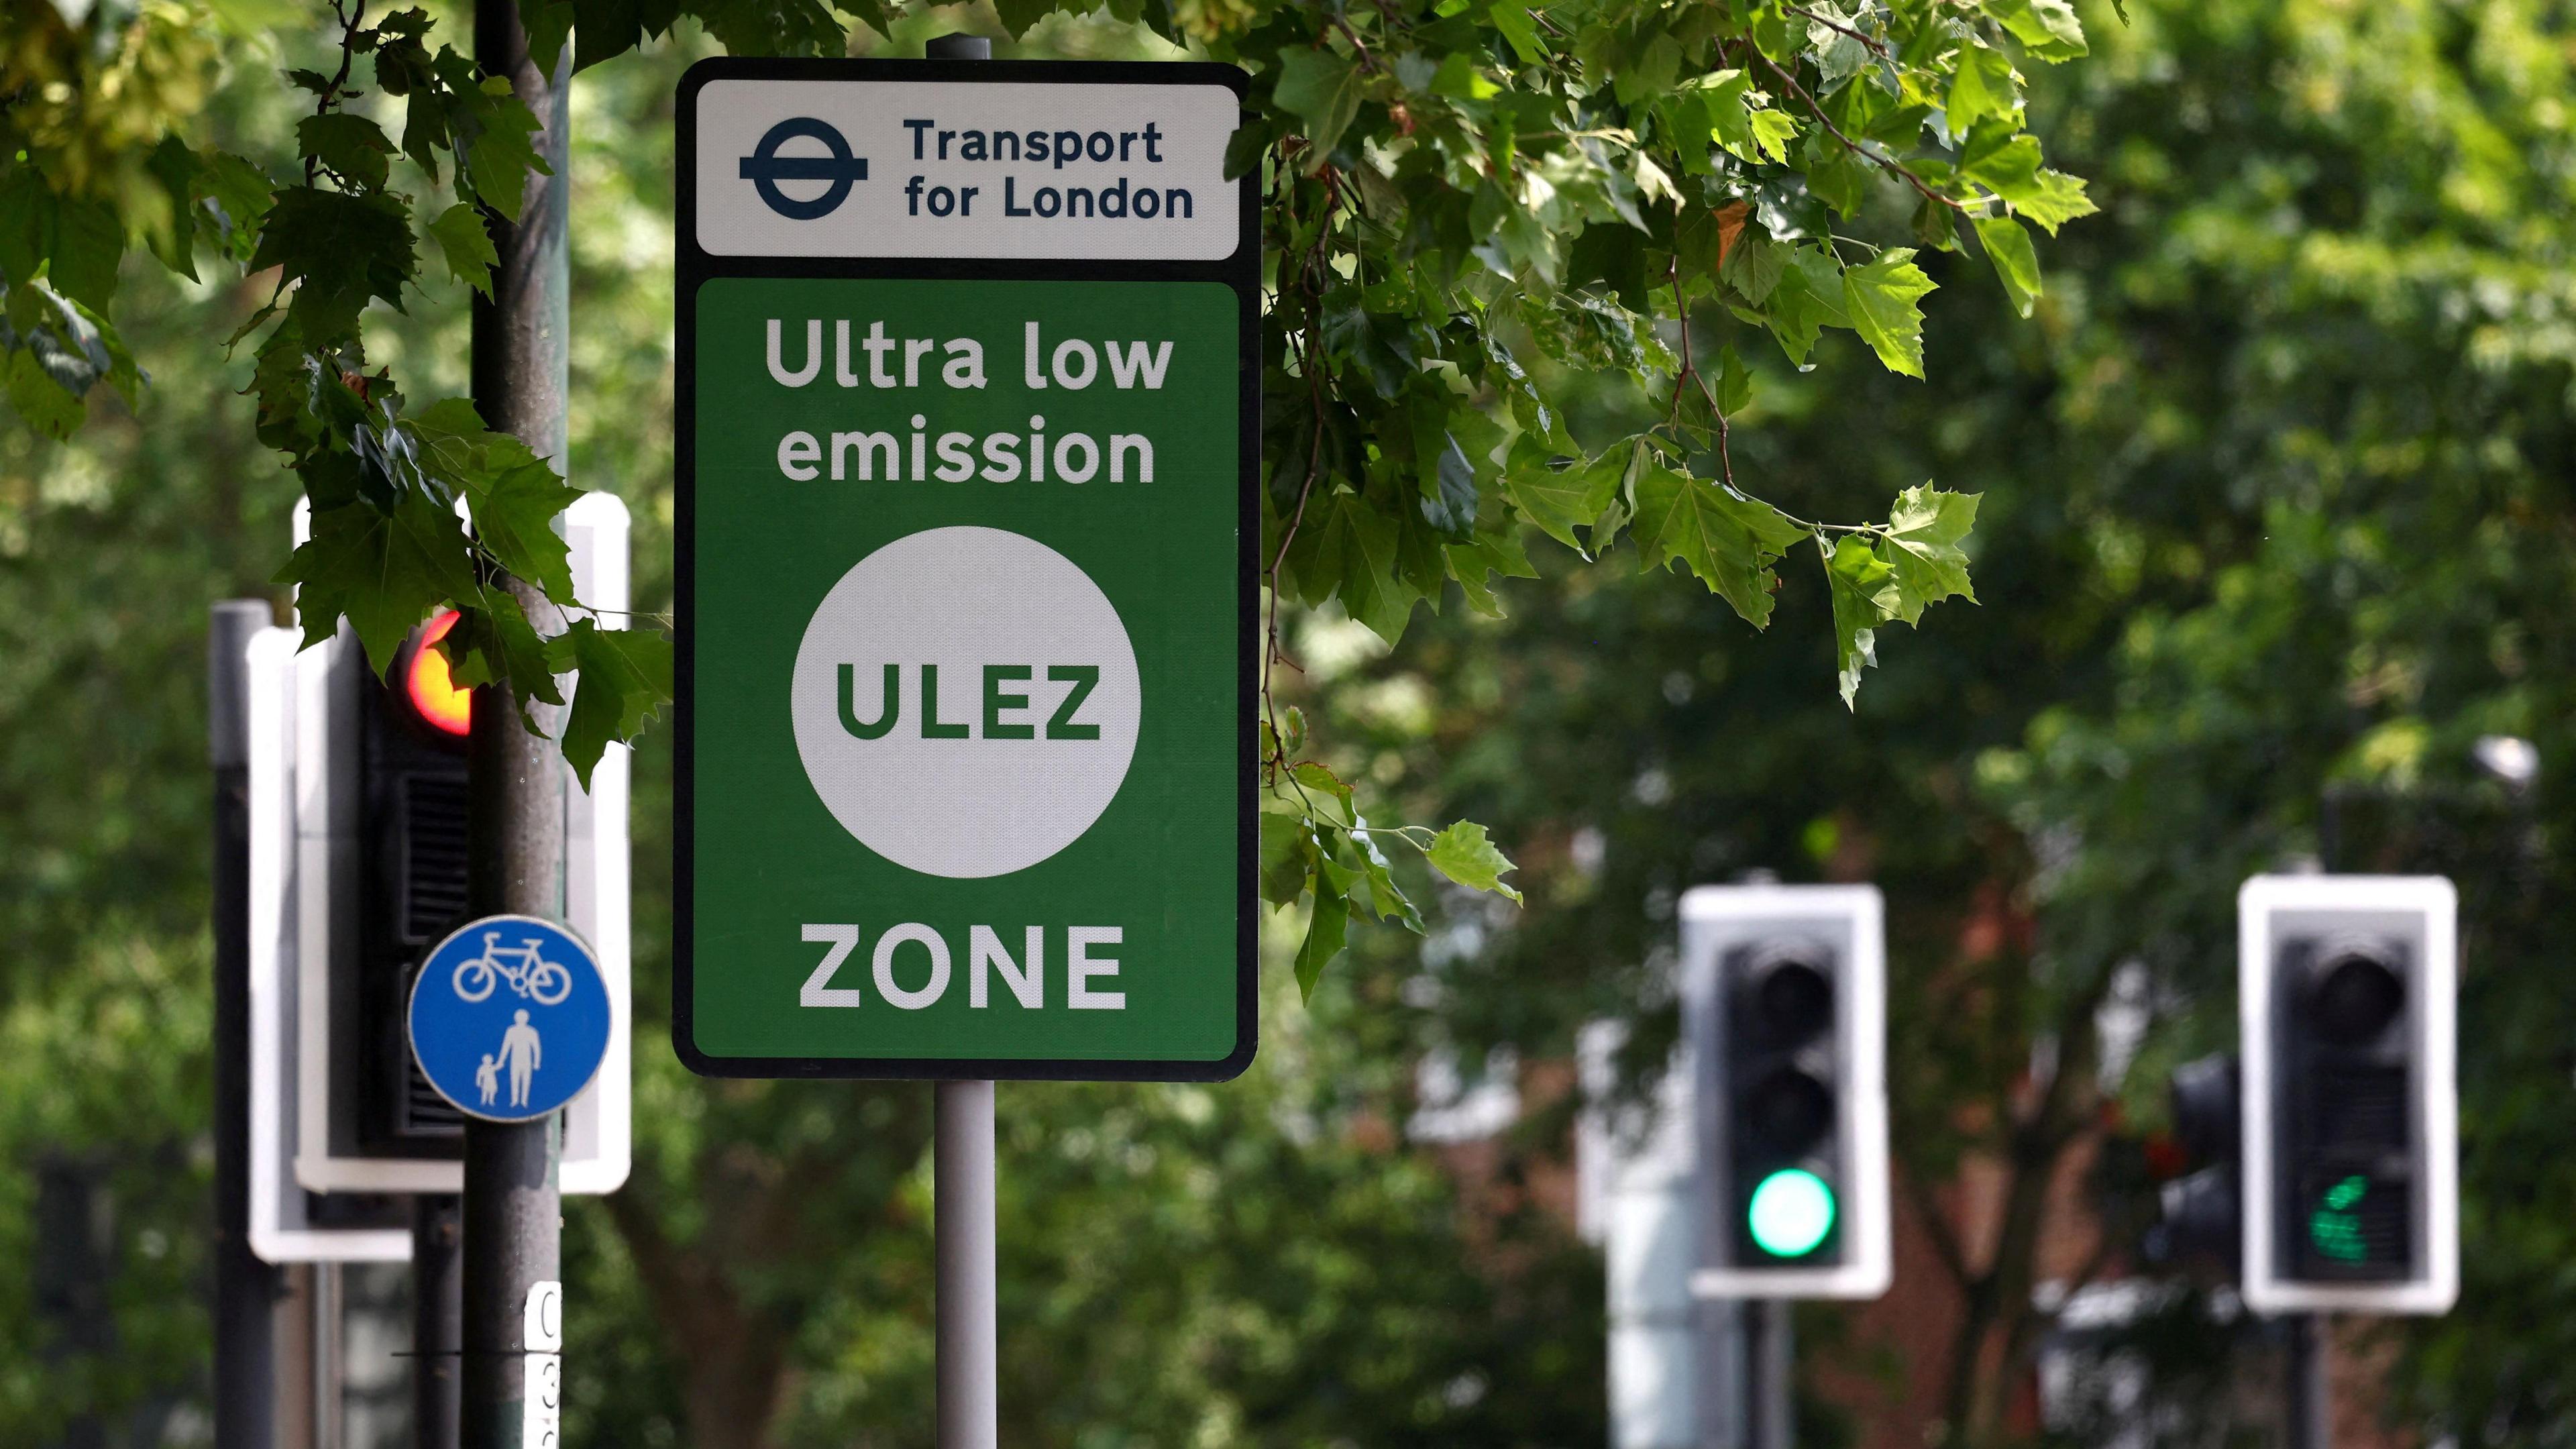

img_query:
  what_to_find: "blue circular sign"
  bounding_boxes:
[407,914,611,1123]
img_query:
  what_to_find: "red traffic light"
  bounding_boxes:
[405,610,472,737]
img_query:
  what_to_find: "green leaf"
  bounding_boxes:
[278,494,480,673]
[412,394,580,598]
[992,0,1061,38]
[545,619,674,790]
[246,187,416,343]
[1960,125,2044,198]
[1286,760,1356,829]
[1801,131,1869,217]
[468,460,583,603]
[521,0,576,76]
[1629,459,1810,628]
[1946,43,2019,135]
[1803,1,1876,90]
[1350,824,1428,932]
[1748,107,1801,164]
[1974,214,2041,317]
[570,0,647,70]
[1320,296,1416,400]
[2012,170,2098,234]
[460,83,551,223]
[1504,448,1617,553]
[441,590,565,726]
[144,136,205,280]
[1878,484,1981,621]
[1696,71,1756,160]
[0,169,55,286]
[1821,533,1894,707]
[47,199,124,315]
[1289,492,1419,644]
[3,346,85,439]
[1763,246,1848,366]
[408,397,582,602]
[1992,0,2087,60]
[1446,519,1535,616]
[1222,121,1270,181]
[1257,816,1318,910]
[1713,343,1754,416]
[1843,248,1937,378]
[298,113,396,193]
[425,203,498,297]
[1425,822,1521,904]
[1293,857,1352,1002]
[1487,1,1542,63]
[1721,228,1788,305]
[1275,49,1366,161]
[198,153,276,262]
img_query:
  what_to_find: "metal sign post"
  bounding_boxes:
[674,41,1258,1446]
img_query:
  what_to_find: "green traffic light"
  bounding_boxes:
[1747,1168,1837,1258]
[2309,1174,2371,1263]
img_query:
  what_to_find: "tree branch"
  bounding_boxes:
[1901,1161,1977,1289]
[1785,3,1894,61]
[1752,48,1970,215]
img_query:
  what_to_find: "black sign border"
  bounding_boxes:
[673,56,1259,1082]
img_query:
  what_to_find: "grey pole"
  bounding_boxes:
[2287,1313,2329,1449]
[936,1079,999,1449]
[461,1,570,1444]
[1741,1300,1792,1449]
[1688,1295,1743,1449]
[413,1194,462,1449]
[212,600,280,1449]
[918,36,998,1449]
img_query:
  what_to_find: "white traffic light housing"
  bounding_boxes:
[1684,884,1890,1300]
[2239,874,2457,1315]
[254,495,632,1240]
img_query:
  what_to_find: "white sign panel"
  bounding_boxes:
[689,74,1241,261]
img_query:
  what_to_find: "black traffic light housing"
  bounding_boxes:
[2274,934,2412,1281]
[1724,940,1844,1267]
[340,614,473,1157]
[2153,1052,2241,1273]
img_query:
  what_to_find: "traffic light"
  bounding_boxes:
[2239,874,2457,1314]
[347,610,475,1155]
[2152,1053,2240,1272]
[282,493,633,1205]
[1684,884,1890,1299]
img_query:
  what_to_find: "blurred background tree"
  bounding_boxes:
[1,0,2571,1447]
[1295,0,2575,1443]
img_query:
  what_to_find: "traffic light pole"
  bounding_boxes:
[460,2,570,1445]
[414,1194,463,1448]
[211,600,280,1449]
[1741,1300,1792,1449]
[2286,1313,2328,1449]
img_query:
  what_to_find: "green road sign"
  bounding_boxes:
[675,58,1256,1079]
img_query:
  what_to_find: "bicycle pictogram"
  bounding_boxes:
[451,931,574,1006]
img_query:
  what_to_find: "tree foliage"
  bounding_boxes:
[1287,0,2576,1440]
[3,0,2093,983]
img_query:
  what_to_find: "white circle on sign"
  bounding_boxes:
[790,527,1141,879]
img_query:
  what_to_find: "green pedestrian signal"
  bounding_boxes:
[2308,1175,2372,1263]
[1747,1169,1837,1259]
